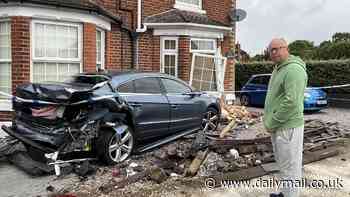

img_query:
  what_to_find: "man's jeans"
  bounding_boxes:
[271,126,304,197]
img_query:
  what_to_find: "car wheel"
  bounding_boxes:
[97,125,134,165]
[240,95,250,106]
[202,107,219,134]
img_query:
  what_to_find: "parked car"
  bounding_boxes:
[240,74,328,111]
[2,72,221,165]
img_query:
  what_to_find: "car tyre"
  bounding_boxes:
[202,107,220,134]
[240,94,250,106]
[97,125,134,165]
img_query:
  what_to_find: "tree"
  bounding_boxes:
[288,40,315,59]
[332,32,350,43]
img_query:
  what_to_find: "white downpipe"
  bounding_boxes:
[136,0,147,32]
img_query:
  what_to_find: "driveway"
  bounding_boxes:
[0,122,79,197]
[0,107,349,197]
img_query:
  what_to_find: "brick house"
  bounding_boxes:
[0,0,236,120]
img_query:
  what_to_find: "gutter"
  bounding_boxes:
[144,22,232,31]
[3,0,123,23]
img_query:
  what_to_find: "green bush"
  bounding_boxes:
[236,60,350,95]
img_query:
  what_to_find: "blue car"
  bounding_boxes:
[240,74,328,111]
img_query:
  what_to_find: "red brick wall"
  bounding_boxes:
[178,36,191,82]
[95,0,233,31]
[11,16,31,93]
[83,23,97,72]
[0,111,13,121]
[204,0,232,26]
[106,24,123,70]
[0,17,31,119]
[138,31,161,72]
[152,35,161,72]
[95,0,235,86]
[222,35,235,90]
[121,30,133,70]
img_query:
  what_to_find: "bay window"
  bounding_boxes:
[190,38,216,54]
[0,21,11,100]
[32,21,82,82]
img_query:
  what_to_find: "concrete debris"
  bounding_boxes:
[229,148,240,159]
[185,148,209,177]
[149,167,169,184]
[198,152,225,177]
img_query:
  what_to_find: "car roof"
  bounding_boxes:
[251,74,272,78]
[78,71,185,86]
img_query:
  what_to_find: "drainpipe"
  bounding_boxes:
[136,0,147,33]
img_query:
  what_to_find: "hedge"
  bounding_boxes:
[236,60,350,95]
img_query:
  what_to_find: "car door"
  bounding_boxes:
[246,76,268,106]
[117,77,171,140]
[160,78,201,134]
[259,76,270,105]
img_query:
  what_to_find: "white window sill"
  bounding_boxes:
[174,3,206,14]
[0,100,13,112]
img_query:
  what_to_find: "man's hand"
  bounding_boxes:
[265,127,273,133]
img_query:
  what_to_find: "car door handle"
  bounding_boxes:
[130,103,142,107]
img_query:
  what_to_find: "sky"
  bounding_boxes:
[236,0,350,56]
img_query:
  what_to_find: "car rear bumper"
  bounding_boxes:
[1,125,56,153]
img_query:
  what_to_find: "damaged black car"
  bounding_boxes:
[2,72,221,168]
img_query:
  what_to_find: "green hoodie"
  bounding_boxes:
[263,55,308,132]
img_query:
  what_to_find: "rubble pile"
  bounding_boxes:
[62,114,350,196]
[216,104,263,138]
[1,105,350,197]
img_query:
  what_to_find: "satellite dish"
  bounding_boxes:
[229,8,247,22]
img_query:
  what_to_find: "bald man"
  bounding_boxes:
[263,38,308,197]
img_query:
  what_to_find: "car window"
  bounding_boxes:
[161,78,191,94]
[118,81,135,93]
[134,77,162,94]
[249,76,270,85]
[260,76,271,86]
[249,77,261,84]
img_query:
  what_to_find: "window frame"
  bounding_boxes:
[190,38,217,54]
[174,0,205,14]
[160,37,179,77]
[30,20,83,82]
[0,19,12,111]
[96,28,105,70]
[189,53,227,94]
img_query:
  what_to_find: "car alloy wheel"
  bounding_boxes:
[108,128,134,163]
[240,95,250,106]
[202,107,219,134]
